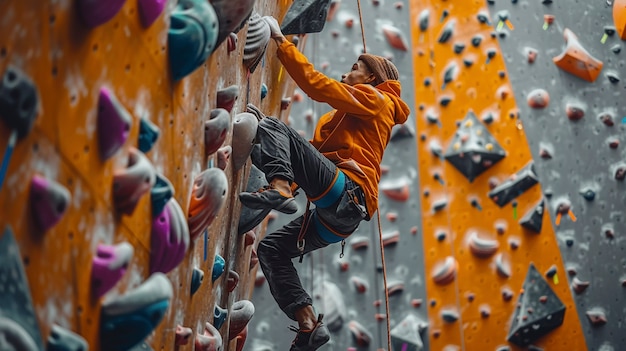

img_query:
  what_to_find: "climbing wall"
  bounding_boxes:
[248,0,427,349]
[0,0,297,350]
[486,1,626,350]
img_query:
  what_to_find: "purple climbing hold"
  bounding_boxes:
[137,0,166,27]
[78,0,127,28]
[91,242,134,299]
[150,198,190,274]
[112,147,156,215]
[205,108,231,157]
[29,175,71,232]
[97,87,132,160]
[188,168,229,240]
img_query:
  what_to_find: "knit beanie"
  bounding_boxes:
[358,54,399,85]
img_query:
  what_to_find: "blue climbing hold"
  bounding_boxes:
[47,324,88,351]
[212,254,225,282]
[260,83,268,99]
[213,305,228,329]
[150,174,174,217]
[138,117,160,153]
[190,267,204,296]
[168,0,219,81]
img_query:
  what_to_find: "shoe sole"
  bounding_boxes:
[290,325,330,351]
[239,194,298,214]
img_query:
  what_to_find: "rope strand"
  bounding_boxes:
[356,0,367,53]
[377,211,392,350]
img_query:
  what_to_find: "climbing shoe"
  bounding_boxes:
[289,314,330,351]
[238,186,298,214]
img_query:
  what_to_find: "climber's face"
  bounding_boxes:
[341,60,376,86]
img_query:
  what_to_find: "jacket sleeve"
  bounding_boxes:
[277,41,387,119]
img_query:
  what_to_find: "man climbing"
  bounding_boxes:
[239,15,410,350]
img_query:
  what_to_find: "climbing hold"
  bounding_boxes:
[190,267,204,296]
[350,236,370,250]
[280,0,331,35]
[231,112,259,170]
[390,314,426,351]
[216,145,232,170]
[326,0,340,21]
[168,0,219,81]
[215,86,239,114]
[205,108,231,157]
[150,198,190,274]
[502,288,514,301]
[229,300,255,340]
[527,89,550,109]
[468,231,499,258]
[507,264,565,346]
[382,24,409,51]
[137,0,166,27]
[553,29,603,82]
[0,65,39,139]
[234,327,248,351]
[97,87,132,160]
[519,198,544,233]
[0,317,39,351]
[243,14,271,73]
[311,280,346,332]
[453,42,465,54]
[477,11,490,24]
[113,148,156,215]
[212,254,225,282]
[29,175,71,232]
[100,273,173,351]
[175,325,193,346]
[390,122,415,141]
[418,9,429,31]
[444,111,506,182]
[214,305,229,329]
[586,309,607,326]
[439,95,452,107]
[386,281,405,296]
[47,324,87,351]
[438,19,455,43]
[442,62,457,89]
[227,270,240,292]
[348,321,372,347]
[539,147,552,159]
[78,0,127,27]
[195,322,223,350]
[606,71,620,83]
[0,227,45,349]
[351,276,369,293]
[137,117,160,153]
[227,32,238,53]
[150,174,174,218]
[432,198,448,212]
[489,162,538,207]
[495,253,511,278]
[614,0,626,39]
[545,264,558,278]
[382,230,400,247]
[238,164,271,235]
[566,104,585,121]
[615,165,626,181]
[436,231,446,241]
[212,0,254,49]
[91,242,134,299]
[188,168,228,240]
[380,177,410,202]
[571,277,590,294]
[441,309,459,323]
[432,256,457,285]
[608,138,620,149]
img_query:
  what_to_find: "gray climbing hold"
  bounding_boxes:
[205,108,231,156]
[0,65,39,139]
[244,14,271,73]
[47,324,88,351]
[231,112,259,170]
[390,314,427,351]
[113,148,157,215]
[0,317,39,351]
[507,263,565,346]
[488,162,538,207]
[187,168,228,241]
[229,300,255,340]
[418,9,429,31]
[281,0,332,34]
[441,309,459,323]
[519,198,544,233]
[438,19,455,43]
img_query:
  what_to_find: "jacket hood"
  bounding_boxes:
[376,80,410,125]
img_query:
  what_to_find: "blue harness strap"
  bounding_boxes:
[311,170,345,208]
[313,212,347,243]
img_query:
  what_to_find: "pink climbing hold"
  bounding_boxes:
[188,168,228,240]
[234,326,248,351]
[150,199,190,274]
[228,300,255,341]
[227,270,240,292]
[348,321,372,347]
[572,277,590,294]
[350,236,370,250]
[112,147,157,215]
[175,325,193,346]
[566,104,585,121]
[351,276,369,293]
[195,322,223,351]
[78,0,127,28]
[227,33,238,54]
[385,212,398,222]
[231,112,259,170]
[30,175,71,232]
[386,281,404,296]
[97,87,132,160]
[381,24,409,51]
[249,247,259,270]
[216,145,232,170]
[527,89,550,109]
[205,108,231,156]
[91,242,134,299]
[586,310,607,326]
[327,0,341,21]
[137,0,166,27]
[216,86,239,113]
[382,230,400,247]
[244,230,256,247]
[527,48,538,64]
[380,178,410,202]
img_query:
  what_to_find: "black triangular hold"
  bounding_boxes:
[443,111,506,182]
[238,164,272,235]
[0,226,45,349]
[520,199,544,233]
[281,0,331,35]
[507,263,565,346]
[488,162,538,207]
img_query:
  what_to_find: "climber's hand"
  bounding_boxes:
[263,16,285,41]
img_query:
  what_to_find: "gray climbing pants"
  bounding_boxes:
[255,117,368,321]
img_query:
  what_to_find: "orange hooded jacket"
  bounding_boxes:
[277,41,411,219]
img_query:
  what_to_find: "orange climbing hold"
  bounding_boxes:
[613,0,626,39]
[552,28,603,82]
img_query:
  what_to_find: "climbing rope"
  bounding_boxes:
[356,0,367,52]
[376,211,392,351]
